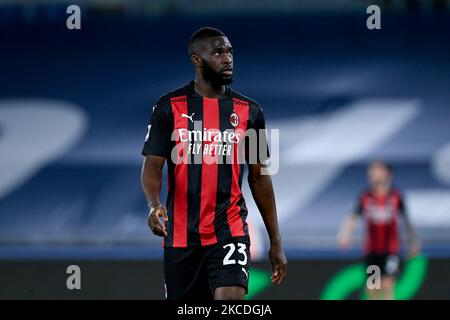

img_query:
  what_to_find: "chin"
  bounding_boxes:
[221,77,233,85]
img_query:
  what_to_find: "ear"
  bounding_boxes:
[191,54,202,68]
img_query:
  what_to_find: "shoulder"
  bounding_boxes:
[359,188,372,200]
[228,89,264,126]
[390,188,404,199]
[154,84,190,113]
[229,88,262,111]
[157,84,190,104]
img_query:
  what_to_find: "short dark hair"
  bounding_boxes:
[369,160,393,174]
[188,27,226,56]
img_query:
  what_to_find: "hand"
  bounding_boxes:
[148,204,168,237]
[337,234,351,250]
[409,243,421,258]
[269,244,287,285]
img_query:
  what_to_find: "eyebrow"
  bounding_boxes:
[212,46,233,51]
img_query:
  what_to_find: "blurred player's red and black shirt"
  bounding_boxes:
[355,188,407,255]
[142,81,268,248]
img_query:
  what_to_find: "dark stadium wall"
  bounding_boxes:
[0,258,447,300]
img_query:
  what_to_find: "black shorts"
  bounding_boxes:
[364,253,402,277]
[164,236,251,300]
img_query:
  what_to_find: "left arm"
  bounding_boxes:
[403,213,421,257]
[248,162,287,284]
[399,194,421,257]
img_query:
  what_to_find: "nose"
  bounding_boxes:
[222,53,232,64]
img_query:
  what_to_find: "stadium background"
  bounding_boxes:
[1,0,450,299]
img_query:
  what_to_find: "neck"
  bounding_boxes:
[194,74,226,98]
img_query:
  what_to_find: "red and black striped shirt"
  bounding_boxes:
[355,188,407,255]
[142,81,268,248]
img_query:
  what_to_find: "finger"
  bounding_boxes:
[161,208,168,221]
[274,274,283,285]
[156,208,168,221]
[149,219,166,237]
[277,264,287,284]
[273,262,287,285]
[272,266,281,283]
[151,214,166,231]
[147,216,158,230]
[152,225,168,237]
[152,225,163,236]
[272,274,281,284]
[271,267,280,283]
[271,268,278,279]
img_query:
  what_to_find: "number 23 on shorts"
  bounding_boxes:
[222,242,248,266]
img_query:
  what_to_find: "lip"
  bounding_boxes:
[222,69,233,76]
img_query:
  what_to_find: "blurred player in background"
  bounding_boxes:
[338,161,421,300]
[141,27,286,300]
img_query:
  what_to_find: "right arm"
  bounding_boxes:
[338,194,363,249]
[398,192,421,257]
[140,98,172,238]
[141,155,168,237]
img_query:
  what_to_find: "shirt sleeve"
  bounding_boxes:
[141,99,173,157]
[397,192,407,216]
[353,194,364,216]
[246,106,270,164]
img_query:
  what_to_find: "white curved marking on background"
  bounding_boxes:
[406,190,450,227]
[0,100,88,199]
[432,142,450,185]
[243,99,420,256]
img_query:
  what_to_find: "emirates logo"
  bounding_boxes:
[230,112,239,127]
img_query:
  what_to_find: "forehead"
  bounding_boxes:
[369,164,388,173]
[204,36,232,50]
